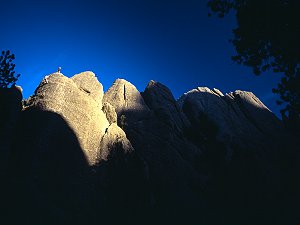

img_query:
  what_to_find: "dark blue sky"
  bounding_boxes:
[1,0,282,117]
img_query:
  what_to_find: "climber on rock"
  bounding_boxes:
[43,67,61,84]
[44,75,49,84]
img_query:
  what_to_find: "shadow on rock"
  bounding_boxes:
[5,108,89,225]
[93,143,152,225]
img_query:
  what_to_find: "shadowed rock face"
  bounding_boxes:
[0,86,22,171]
[104,79,206,224]
[176,86,297,225]
[142,80,190,131]
[227,90,284,137]
[177,87,285,152]
[99,123,133,160]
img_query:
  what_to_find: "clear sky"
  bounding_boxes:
[1,0,282,117]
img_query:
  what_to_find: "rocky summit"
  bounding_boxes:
[0,71,299,225]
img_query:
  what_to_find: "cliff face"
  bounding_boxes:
[21,71,132,165]
[178,87,285,152]
[1,71,298,225]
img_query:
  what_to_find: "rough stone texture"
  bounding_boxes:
[228,90,284,137]
[71,71,104,108]
[103,78,151,121]
[104,78,203,224]
[212,88,224,97]
[102,102,117,124]
[103,79,201,161]
[176,86,298,225]
[142,80,190,131]
[99,123,133,160]
[177,87,284,151]
[28,72,109,165]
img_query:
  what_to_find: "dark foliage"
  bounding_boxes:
[0,50,20,88]
[207,0,300,119]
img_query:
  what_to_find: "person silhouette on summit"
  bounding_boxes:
[44,67,61,84]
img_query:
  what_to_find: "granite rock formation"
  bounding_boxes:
[22,71,132,165]
[142,80,190,131]
[103,78,151,121]
[2,72,135,224]
[1,71,298,225]
[177,87,285,153]
[99,123,133,160]
[102,102,117,124]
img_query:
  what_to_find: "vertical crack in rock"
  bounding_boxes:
[98,123,134,161]
[123,84,126,101]
[123,84,127,108]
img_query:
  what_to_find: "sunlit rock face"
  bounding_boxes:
[102,102,117,124]
[103,78,151,121]
[71,71,104,108]
[23,72,133,165]
[27,72,108,164]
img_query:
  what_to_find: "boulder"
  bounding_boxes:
[71,71,104,108]
[103,78,151,121]
[142,80,190,131]
[27,72,109,165]
[99,123,133,160]
[227,90,284,137]
[177,87,284,151]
